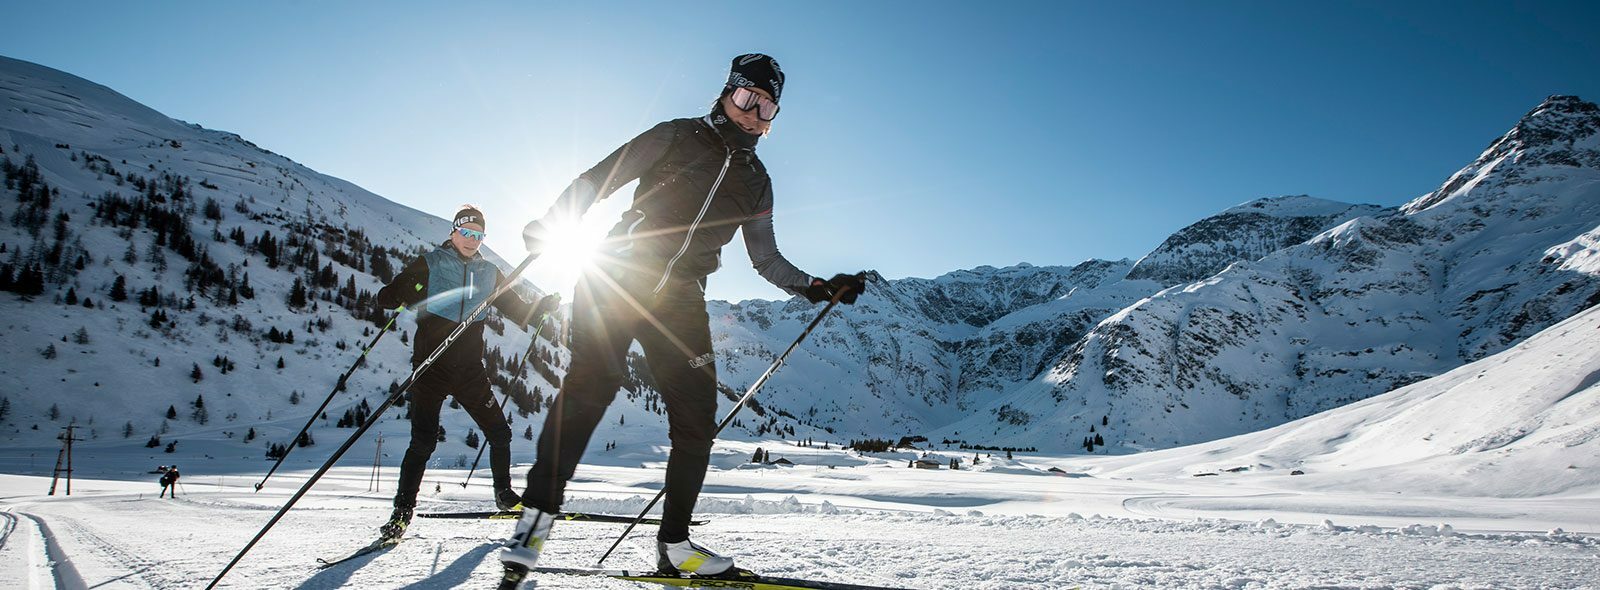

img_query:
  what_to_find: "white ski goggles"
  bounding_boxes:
[729,86,780,122]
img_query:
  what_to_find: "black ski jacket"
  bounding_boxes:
[376,244,540,372]
[525,116,814,295]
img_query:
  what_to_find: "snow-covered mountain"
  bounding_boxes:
[929,95,1600,452]
[704,195,1390,447]
[5,53,1599,466]
[1125,196,1387,287]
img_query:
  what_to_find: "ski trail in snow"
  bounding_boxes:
[0,510,17,552]
[21,513,88,590]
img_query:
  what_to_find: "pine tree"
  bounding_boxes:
[245,427,256,442]
[289,390,300,404]
[277,356,285,370]
[523,425,533,440]
[191,394,208,425]
[465,430,480,449]
[122,421,134,438]
[190,363,203,383]
[0,397,9,422]
[110,275,127,301]
[41,344,57,359]
[296,431,314,447]
[146,434,161,448]
[64,287,78,305]
[47,404,60,420]
[164,441,176,453]
[288,277,308,308]
[166,405,178,420]
[72,327,89,345]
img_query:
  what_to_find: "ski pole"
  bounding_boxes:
[205,254,539,590]
[255,309,402,491]
[596,286,850,565]
[460,307,556,489]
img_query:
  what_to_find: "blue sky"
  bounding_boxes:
[5,1,1598,301]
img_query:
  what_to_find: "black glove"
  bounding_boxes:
[533,293,561,317]
[802,273,867,305]
[520,293,561,329]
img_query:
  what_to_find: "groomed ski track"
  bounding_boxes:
[2,467,1597,589]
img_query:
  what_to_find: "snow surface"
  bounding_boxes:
[4,303,1600,588]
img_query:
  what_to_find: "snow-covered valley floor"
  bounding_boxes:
[2,445,1597,590]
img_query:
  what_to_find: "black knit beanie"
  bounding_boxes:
[726,53,784,102]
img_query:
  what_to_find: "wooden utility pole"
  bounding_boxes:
[48,424,79,495]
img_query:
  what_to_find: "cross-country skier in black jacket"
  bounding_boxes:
[375,205,556,541]
[499,54,867,577]
[159,465,180,498]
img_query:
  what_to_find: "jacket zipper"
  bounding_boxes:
[459,261,471,322]
[653,150,732,294]
[615,211,648,254]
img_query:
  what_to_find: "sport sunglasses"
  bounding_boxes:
[455,226,486,240]
[729,86,780,122]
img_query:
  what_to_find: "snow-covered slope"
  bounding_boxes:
[1084,298,1600,498]
[0,55,443,248]
[0,54,553,462]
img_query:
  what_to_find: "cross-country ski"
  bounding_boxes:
[417,510,704,526]
[513,565,924,590]
[316,537,404,569]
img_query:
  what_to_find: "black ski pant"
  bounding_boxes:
[522,270,717,543]
[393,365,514,511]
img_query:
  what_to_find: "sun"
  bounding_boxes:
[537,221,604,281]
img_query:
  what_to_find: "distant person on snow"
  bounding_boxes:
[499,53,867,577]
[159,465,180,498]
[374,205,558,541]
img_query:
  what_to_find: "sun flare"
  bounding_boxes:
[538,222,604,279]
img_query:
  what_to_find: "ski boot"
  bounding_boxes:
[657,537,736,577]
[498,506,556,588]
[495,487,523,511]
[378,506,413,541]
[499,506,555,569]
